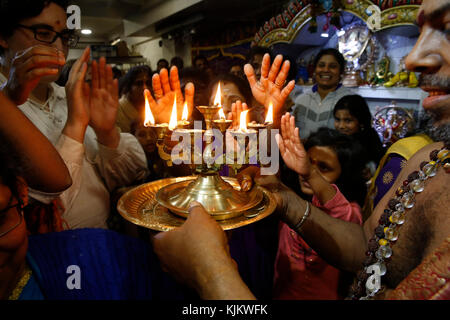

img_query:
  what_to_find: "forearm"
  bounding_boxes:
[281,190,368,272]
[302,168,337,205]
[196,260,255,300]
[95,127,120,149]
[0,92,72,192]
[96,133,148,190]
[62,119,87,144]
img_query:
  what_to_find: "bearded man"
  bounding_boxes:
[152,0,450,300]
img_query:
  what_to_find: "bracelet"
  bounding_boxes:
[294,201,311,231]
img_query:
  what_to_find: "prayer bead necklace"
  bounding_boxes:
[350,146,450,300]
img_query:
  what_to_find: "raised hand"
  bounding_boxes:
[64,46,91,143]
[244,54,295,125]
[276,113,311,178]
[1,45,65,105]
[147,66,194,123]
[227,100,248,130]
[88,56,120,148]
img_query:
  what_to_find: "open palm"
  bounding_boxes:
[65,47,91,130]
[244,54,295,119]
[276,113,311,177]
[88,57,119,134]
[148,67,194,124]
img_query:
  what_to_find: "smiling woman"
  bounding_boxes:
[291,48,354,139]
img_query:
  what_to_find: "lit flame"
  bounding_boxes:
[239,110,249,132]
[168,94,178,130]
[213,82,221,107]
[265,101,273,124]
[218,108,226,120]
[143,89,155,126]
[182,101,188,121]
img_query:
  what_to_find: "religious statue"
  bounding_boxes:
[373,102,415,147]
[369,55,392,86]
[384,55,418,88]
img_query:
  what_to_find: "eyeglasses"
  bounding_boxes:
[17,24,79,48]
[0,197,23,237]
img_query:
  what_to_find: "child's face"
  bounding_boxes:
[334,109,360,135]
[128,72,152,107]
[299,146,342,196]
[134,127,157,154]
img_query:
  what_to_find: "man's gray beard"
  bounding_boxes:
[417,74,450,146]
[419,111,450,147]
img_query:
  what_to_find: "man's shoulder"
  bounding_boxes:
[364,141,444,233]
[407,141,443,165]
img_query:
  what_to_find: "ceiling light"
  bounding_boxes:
[81,29,92,35]
[321,33,329,38]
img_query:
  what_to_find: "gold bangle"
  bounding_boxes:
[294,201,310,231]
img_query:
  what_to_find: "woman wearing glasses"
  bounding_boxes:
[0,0,148,230]
[0,90,188,300]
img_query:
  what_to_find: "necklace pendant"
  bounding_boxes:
[444,162,450,174]
[390,211,405,225]
[410,179,425,193]
[422,162,437,177]
[437,149,449,161]
[384,227,398,241]
[401,192,415,209]
[376,245,392,259]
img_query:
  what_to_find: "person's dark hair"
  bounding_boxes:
[55,58,76,86]
[0,133,24,202]
[193,55,208,67]
[180,66,208,89]
[157,58,169,69]
[246,46,273,63]
[112,67,123,80]
[118,65,152,97]
[313,48,346,74]
[170,56,184,70]
[0,0,69,56]
[334,95,372,131]
[208,73,252,105]
[334,95,385,165]
[304,128,367,207]
[180,67,210,111]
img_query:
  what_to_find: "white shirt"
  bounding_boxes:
[291,85,354,139]
[1,74,149,229]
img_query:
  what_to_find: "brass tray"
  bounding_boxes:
[117,176,277,231]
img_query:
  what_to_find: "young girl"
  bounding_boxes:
[274,114,366,299]
[333,94,385,180]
